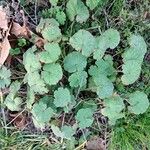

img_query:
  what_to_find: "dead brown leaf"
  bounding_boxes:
[0,6,8,31]
[9,112,26,129]
[11,22,31,39]
[86,137,106,150]
[0,36,11,66]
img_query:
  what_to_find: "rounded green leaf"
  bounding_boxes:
[93,75,114,99]
[69,30,95,57]
[39,43,61,63]
[89,55,116,81]
[41,63,63,86]
[86,0,101,10]
[128,91,149,114]
[23,46,41,72]
[66,0,89,23]
[75,108,94,128]
[93,29,120,60]
[42,25,62,42]
[66,0,77,21]
[0,66,11,89]
[69,71,88,88]
[102,28,120,49]
[56,11,66,25]
[26,71,48,94]
[4,81,22,111]
[31,101,54,128]
[76,0,89,23]
[4,96,22,112]
[54,87,71,108]
[121,34,147,85]
[101,95,125,125]
[64,52,87,73]
[121,60,141,85]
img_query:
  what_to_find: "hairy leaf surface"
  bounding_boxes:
[41,63,63,86]
[121,35,147,85]
[128,91,149,114]
[0,66,11,89]
[54,87,71,108]
[64,52,87,73]
[75,108,94,128]
[70,30,95,57]
[101,95,125,125]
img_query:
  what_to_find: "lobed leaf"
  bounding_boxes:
[23,46,41,73]
[4,81,22,111]
[86,0,101,10]
[128,91,149,114]
[69,71,88,88]
[56,11,66,25]
[89,55,116,81]
[39,43,61,63]
[31,100,54,128]
[41,63,63,86]
[51,125,75,140]
[93,75,114,99]
[25,71,48,94]
[64,52,87,73]
[36,18,59,33]
[76,0,89,23]
[54,87,71,108]
[69,30,95,57]
[93,29,120,60]
[75,108,94,128]
[0,66,11,89]
[101,95,125,125]
[121,35,147,85]
[66,0,89,23]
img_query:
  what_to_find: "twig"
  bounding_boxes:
[6,108,26,126]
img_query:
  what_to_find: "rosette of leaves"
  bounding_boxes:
[66,0,89,23]
[31,98,54,129]
[121,35,147,85]
[4,81,22,111]
[0,66,11,89]
[101,95,125,125]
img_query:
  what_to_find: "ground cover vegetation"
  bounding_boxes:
[0,0,150,149]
